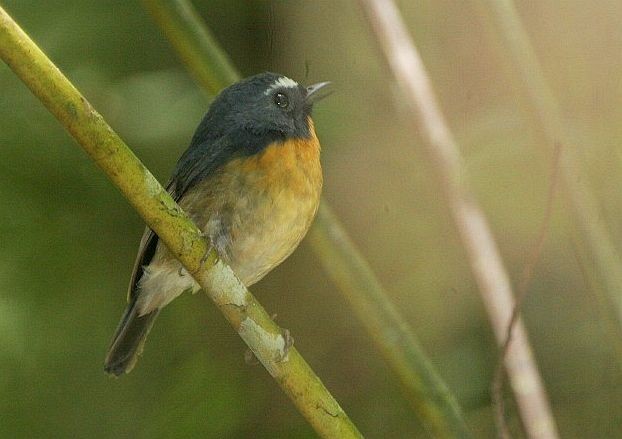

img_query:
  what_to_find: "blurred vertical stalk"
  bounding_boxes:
[142,0,238,91]
[478,0,622,349]
[0,6,363,439]
[356,1,559,439]
[142,0,473,437]
[310,204,471,438]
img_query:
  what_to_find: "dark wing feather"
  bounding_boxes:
[126,180,180,301]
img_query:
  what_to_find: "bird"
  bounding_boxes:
[104,72,330,376]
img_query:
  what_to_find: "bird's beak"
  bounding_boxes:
[305,81,332,104]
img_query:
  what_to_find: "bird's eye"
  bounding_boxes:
[274,92,289,109]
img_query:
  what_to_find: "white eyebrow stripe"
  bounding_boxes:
[264,76,299,95]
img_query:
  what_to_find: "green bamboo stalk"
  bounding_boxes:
[310,204,471,438]
[141,0,473,437]
[478,0,622,345]
[0,6,362,439]
[142,0,238,93]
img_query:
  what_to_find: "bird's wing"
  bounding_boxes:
[126,180,179,301]
[126,136,239,301]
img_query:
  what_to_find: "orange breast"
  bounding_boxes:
[209,117,323,285]
[237,117,322,196]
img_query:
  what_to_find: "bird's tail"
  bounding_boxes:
[104,299,160,376]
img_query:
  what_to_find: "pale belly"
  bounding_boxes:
[221,188,320,286]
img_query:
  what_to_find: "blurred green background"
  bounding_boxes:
[2,0,622,437]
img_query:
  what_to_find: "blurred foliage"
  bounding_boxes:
[2,0,622,437]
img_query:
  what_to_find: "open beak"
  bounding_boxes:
[305,81,332,104]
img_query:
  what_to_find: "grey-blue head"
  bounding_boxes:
[190,72,330,150]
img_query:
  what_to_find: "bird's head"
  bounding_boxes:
[191,72,331,154]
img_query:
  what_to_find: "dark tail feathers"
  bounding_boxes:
[104,300,160,376]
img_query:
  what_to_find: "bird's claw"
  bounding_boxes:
[276,328,294,363]
[244,348,259,366]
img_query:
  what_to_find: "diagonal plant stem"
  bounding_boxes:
[356,1,560,438]
[310,204,471,438]
[478,0,622,354]
[142,0,238,91]
[142,0,473,437]
[492,143,562,439]
[0,6,363,439]
[477,0,622,433]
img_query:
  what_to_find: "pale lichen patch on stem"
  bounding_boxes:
[144,167,163,199]
[201,259,248,308]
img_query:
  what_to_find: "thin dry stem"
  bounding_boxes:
[478,0,622,369]
[356,1,559,438]
[492,143,562,439]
